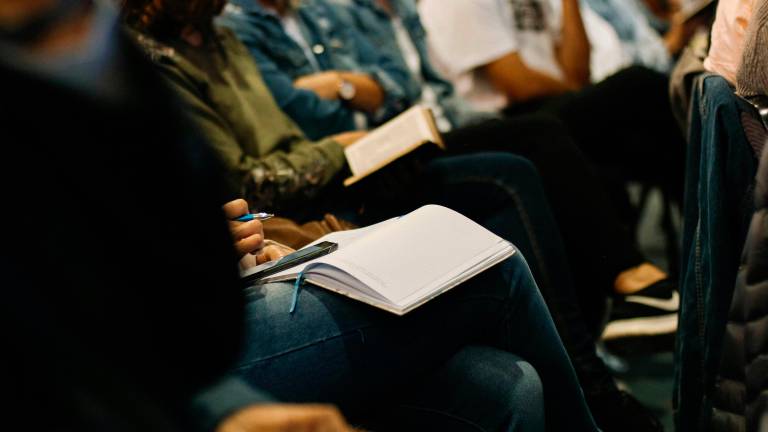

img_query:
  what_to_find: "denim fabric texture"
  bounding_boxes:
[327,0,489,129]
[674,74,760,430]
[237,252,597,431]
[217,0,413,140]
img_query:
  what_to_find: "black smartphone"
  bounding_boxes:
[240,241,338,284]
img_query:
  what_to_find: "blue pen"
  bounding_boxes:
[234,212,275,222]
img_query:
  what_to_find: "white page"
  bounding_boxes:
[316,205,507,304]
[344,105,434,176]
[396,242,514,310]
[261,217,399,281]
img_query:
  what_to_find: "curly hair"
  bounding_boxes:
[120,0,226,39]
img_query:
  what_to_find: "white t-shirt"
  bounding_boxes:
[420,0,563,111]
[546,0,630,82]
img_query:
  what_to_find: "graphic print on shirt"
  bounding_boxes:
[508,0,546,31]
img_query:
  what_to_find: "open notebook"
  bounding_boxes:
[254,205,515,315]
[343,105,444,187]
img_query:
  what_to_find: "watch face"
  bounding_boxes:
[339,80,356,101]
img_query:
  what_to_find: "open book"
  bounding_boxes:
[254,205,515,315]
[343,105,444,187]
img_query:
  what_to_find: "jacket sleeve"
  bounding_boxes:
[744,143,768,432]
[187,375,275,432]
[327,5,415,123]
[157,63,347,210]
[219,15,357,140]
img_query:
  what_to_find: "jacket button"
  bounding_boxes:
[312,44,325,55]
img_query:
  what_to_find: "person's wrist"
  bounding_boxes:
[336,72,356,102]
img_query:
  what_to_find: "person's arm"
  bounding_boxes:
[420,0,575,104]
[293,70,384,112]
[482,52,579,103]
[217,403,356,432]
[158,65,347,210]
[338,19,415,121]
[555,0,591,88]
[217,15,359,140]
[189,375,356,432]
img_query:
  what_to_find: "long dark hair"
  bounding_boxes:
[120,0,226,39]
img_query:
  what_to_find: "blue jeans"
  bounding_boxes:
[422,153,617,398]
[236,253,597,432]
[318,152,617,404]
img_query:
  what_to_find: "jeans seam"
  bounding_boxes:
[395,404,489,432]
[235,324,377,368]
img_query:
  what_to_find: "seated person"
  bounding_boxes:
[225,199,599,432]
[6,1,598,430]
[418,0,687,219]
[704,0,758,85]
[736,0,768,99]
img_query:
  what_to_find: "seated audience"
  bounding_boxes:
[216,0,678,340]
[129,1,665,430]
[7,1,603,431]
[418,0,687,217]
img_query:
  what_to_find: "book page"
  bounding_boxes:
[260,217,399,281]
[344,105,439,181]
[317,205,510,306]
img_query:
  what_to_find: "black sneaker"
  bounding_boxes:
[587,389,664,432]
[602,279,678,340]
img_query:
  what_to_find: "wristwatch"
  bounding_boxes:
[338,78,357,101]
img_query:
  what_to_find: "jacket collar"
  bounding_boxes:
[226,0,280,18]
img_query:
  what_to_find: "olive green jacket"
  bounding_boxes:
[132,27,346,211]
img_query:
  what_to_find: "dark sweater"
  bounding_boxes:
[0,33,269,431]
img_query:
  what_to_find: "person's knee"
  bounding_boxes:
[455,346,545,431]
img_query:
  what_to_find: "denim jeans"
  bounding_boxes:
[236,253,598,432]
[421,152,620,399]
[310,152,619,404]
[674,74,759,430]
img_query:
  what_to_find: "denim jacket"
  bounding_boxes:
[675,74,759,430]
[328,0,493,129]
[217,0,413,140]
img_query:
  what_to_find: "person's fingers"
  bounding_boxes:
[229,220,264,256]
[230,219,263,241]
[222,199,249,219]
[255,244,293,264]
[235,236,264,257]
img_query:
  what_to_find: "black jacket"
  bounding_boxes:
[712,144,768,432]
[0,35,266,430]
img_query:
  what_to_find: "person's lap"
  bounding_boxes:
[234,253,597,431]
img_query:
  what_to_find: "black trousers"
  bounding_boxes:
[507,66,687,224]
[444,113,645,332]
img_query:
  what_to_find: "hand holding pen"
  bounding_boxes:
[222,199,270,258]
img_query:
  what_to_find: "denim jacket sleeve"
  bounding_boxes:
[324,3,416,123]
[218,15,358,140]
[344,24,414,123]
[187,375,275,432]
[157,60,346,211]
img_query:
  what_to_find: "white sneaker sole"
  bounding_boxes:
[601,313,678,340]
